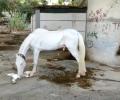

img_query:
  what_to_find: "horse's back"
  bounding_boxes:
[31,28,79,35]
[31,28,48,34]
[62,29,80,39]
[29,28,81,41]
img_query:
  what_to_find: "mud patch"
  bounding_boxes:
[38,61,95,89]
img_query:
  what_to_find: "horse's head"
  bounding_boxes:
[15,53,26,77]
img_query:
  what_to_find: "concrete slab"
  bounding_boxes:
[0,50,120,100]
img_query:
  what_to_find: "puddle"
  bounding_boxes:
[38,61,95,89]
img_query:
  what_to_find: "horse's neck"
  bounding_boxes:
[18,37,30,56]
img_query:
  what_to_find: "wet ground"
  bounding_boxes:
[0,50,120,100]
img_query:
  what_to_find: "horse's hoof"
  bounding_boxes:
[30,73,34,77]
[24,71,31,78]
[76,74,81,78]
[80,72,86,76]
[76,71,86,78]
[24,71,36,77]
[12,80,17,84]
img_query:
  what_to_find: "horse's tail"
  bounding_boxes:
[78,33,86,73]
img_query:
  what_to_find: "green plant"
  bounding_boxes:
[8,12,28,31]
[71,0,87,7]
[58,0,64,4]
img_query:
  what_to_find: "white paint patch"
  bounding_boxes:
[7,73,20,84]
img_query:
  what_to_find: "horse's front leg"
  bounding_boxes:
[25,49,40,77]
[31,49,40,77]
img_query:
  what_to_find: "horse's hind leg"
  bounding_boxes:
[66,45,85,78]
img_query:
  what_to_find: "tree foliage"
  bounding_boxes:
[72,0,87,7]
[0,0,40,17]
[0,0,87,17]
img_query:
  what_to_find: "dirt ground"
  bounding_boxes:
[0,50,120,100]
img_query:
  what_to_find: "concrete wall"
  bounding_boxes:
[31,10,86,39]
[86,0,120,66]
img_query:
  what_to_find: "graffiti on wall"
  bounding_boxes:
[87,0,120,48]
[86,32,98,48]
[87,32,98,39]
[86,21,120,48]
[88,9,106,22]
[88,0,120,22]
[112,22,120,30]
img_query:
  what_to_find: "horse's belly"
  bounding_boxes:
[31,39,64,51]
[30,32,67,51]
[40,42,64,50]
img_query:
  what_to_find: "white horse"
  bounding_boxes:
[9,28,86,83]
